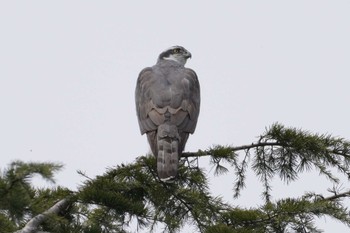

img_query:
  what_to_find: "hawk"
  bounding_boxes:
[135,46,200,182]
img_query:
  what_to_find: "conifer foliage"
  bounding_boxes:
[1,123,350,232]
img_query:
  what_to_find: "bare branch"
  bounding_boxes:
[324,191,350,201]
[15,198,70,233]
[182,142,281,158]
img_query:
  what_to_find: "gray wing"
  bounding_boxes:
[135,66,200,135]
[135,67,158,134]
[177,68,200,133]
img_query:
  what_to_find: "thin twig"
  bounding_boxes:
[324,191,350,201]
[181,142,282,158]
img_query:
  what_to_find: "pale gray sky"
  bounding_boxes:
[1,1,350,232]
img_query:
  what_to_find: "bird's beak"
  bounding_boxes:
[185,52,192,59]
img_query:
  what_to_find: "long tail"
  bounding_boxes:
[156,123,180,182]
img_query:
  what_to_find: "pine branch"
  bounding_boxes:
[14,198,71,233]
[181,142,281,158]
[182,140,350,159]
[182,124,350,201]
[324,191,350,201]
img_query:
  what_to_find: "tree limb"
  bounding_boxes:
[14,198,70,233]
[181,142,281,158]
[324,191,350,201]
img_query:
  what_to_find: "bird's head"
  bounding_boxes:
[157,46,192,66]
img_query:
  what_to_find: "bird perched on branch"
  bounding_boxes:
[135,46,200,182]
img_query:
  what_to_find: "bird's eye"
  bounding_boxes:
[173,49,180,53]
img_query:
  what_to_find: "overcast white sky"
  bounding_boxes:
[1,1,350,232]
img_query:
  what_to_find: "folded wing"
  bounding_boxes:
[135,67,200,136]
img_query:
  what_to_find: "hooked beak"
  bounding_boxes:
[185,52,192,59]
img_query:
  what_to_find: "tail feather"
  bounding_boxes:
[156,123,180,182]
